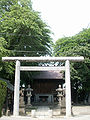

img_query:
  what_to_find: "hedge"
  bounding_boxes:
[0,80,7,117]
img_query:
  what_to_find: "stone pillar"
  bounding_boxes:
[65,60,71,117]
[13,60,20,116]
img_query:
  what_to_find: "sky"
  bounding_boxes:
[32,0,90,42]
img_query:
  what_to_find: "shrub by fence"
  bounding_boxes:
[0,80,7,117]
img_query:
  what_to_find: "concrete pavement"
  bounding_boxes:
[0,115,90,120]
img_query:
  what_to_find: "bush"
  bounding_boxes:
[0,80,7,117]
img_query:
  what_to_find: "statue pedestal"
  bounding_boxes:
[19,105,25,115]
[19,89,25,115]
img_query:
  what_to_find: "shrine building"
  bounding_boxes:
[31,71,64,103]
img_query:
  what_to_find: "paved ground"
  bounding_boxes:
[0,105,90,120]
[72,105,90,116]
[0,115,90,120]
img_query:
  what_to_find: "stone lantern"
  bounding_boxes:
[56,84,64,114]
[26,85,33,106]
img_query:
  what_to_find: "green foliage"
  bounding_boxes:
[0,0,17,13]
[19,0,32,9]
[0,1,52,56]
[0,80,7,117]
[54,28,90,102]
[0,37,14,83]
[0,0,53,85]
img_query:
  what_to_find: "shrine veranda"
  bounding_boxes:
[2,56,84,117]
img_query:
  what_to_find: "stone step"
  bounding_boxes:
[31,106,53,118]
[36,106,50,116]
[36,111,49,116]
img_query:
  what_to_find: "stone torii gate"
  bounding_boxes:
[2,56,84,117]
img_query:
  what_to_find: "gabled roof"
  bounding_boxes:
[33,71,63,79]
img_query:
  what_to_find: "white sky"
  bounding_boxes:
[32,0,90,42]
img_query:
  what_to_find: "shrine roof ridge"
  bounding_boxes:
[2,56,84,62]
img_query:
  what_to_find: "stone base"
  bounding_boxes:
[19,105,25,115]
[26,104,32,106]
[25,105,37,116]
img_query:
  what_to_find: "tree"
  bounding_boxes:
[0,0,17,13]
[0,2,52,56]
[0,37,15,83]
[0,0,53,85]
[54,28,90,103]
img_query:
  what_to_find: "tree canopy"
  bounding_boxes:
[54,28,90,103]
[0,0,53,85]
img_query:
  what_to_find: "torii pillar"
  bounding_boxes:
[13,60,20,116]
[65,60,71,117]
